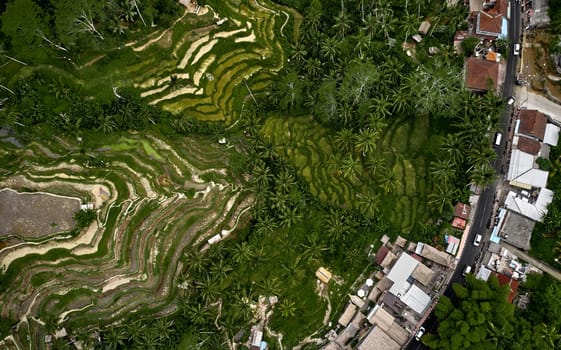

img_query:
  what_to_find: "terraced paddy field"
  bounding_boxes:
[0,133,251,348]
[5,0,298,124]
[261,116,431,231]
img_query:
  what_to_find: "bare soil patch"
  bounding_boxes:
[0,188,80,238]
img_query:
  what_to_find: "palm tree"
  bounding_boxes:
[353,29,371,58]
[278,299,297,318]
[378,168,398,193]
[333,10,352,39]
[324,209,347,241]
[301,231,328,263]
[305,58,323,79]
[251,159,272,188]
[254,215,278,236]
[305,0,323,32]
[334,128,356,154]
[357,191,380,219]
[232,241,255,265]
[365,154,387,175]
[441,134,464,166]
[390,88,409,115]
[485,321,513,349]
[278,206,302,228]
[429,183,457,214]
[320,37,341,64]
[468,145,496,169]
[101,326,127,350]
[400,12,420,44]
[430,158,456,184]
[537,323,561,349]
[280,255,305,286]
[340,155,362,182]
[275,169,297,194]
[470,162,496,189]
[185,303,210,327]
[369,96,392,119]
[354,128,379,156]
[126,319,147,346]
[98,114,118,133]
[257,277,282,296]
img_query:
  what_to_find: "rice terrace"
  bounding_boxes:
[4,0,558,349]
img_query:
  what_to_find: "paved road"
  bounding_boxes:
[406,2,521,349]
[499,241,561,281]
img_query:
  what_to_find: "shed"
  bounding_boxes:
[395,235,407,248]
[374,246,390,266]
[454,202,471,220]
[380,250,396,269]
[316,267,332,284]
[418,21,431,35]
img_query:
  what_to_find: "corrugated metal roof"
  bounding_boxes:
[544,123,560,146]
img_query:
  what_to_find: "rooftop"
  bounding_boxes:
[475,11,503,38]
[495,272,520,303]
[358,326,400,350]
[411,262,436,286]
[500,211,536,250]
[454,202,471,220]
[515,135,541,155]
[386,253,420,296]
[338,303,358,327]
[415,242,453,267]
[519,110,548,140]
[375,246,390,266]
[465,57,500,92]
[504,188,553,222]
[507,149,549,189]
[544,123,560,146]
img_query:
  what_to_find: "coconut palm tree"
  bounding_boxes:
[334,128,356,154]
[430,158,456,184]
[399,12,420,44]
[321,37,341,64]
[378,168,398,193]
[354,128,379,156]
[251,159,272,188]
[537,323,561,349]
[278,206,302,228]
[353,29,371,58]
[340,154,363,182]
[101,326,127,350]
[301,231,328,263]
[278,299,297,318]
[333,10,352,39]
[470,162,496,189]
[232,241,255,265]
[254,215,278,236]
[429,182,457,214]
[357,191,380,219]
[441,134,465,166]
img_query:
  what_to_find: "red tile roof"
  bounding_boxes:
[519,110,547,140]
[516,136,541,155]
[476,11,503,38]
[375,246,389,266]
[452,217,467,229]
[455,203,471,220]
[495,273,520,303]
[465,57,500,92]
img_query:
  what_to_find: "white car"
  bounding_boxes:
[507,96,516,105]
[473,234,482,246]
[415,327,426,341]
[514,43,521,56]
[462,265,473,276]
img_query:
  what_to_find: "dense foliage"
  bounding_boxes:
[424,274,561,350]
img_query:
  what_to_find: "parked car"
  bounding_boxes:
[415,327,426,341]
[462,265,473,276]
[474,234,483,246]
[494,132,502,147]
[507,96,516,105]
[514,43,521,56]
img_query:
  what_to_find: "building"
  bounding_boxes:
[495,272,520,303]
[475,11,505,39]
[358,326,400,350]
[499,211,536,250]
[385,253,432,315]
[418,21,431,35]
[465,57,500,92]
[506,149,549,189]
[454,202,471,220]
[519,110,548,141]
[415,242,454,267]
[504,188,553,222]
[316,267,332,284]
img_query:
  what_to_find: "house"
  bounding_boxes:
[475,11,504,39]
[544,123,560,146]
[500,211,536,250]
[454,202,471,220]
[506,149,549,189]
[385,253,432,315]
[358,326,400,350]
[465,57,500,92]
[514,136,541,155]
[338,303,358,327]
[518,110,548,141]
[415,242,454,267]
[504,188,553,222]
[495,272,520,303]
[365,306,409,346]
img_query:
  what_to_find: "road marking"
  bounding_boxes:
[479,196,489,226]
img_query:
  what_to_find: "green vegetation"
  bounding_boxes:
[425,273,561,350]
[73,209,97,229]
[0,0,541,349]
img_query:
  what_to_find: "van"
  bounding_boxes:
[415,327,426,341]
[494,132,502,147]
[473,234,483,246]
[514,43,521,56]
[462,265,472,276]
